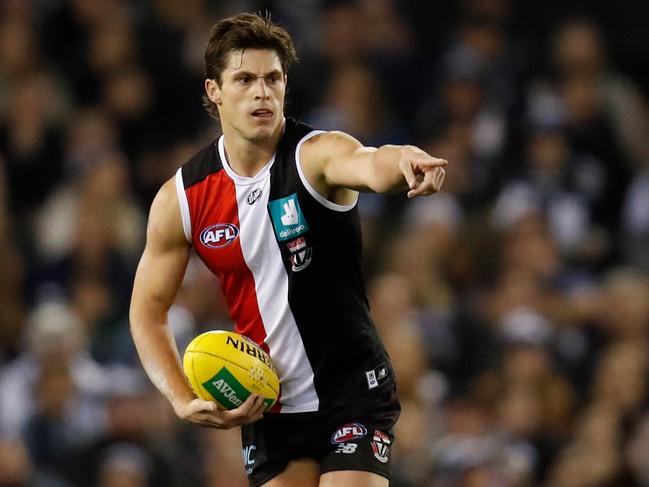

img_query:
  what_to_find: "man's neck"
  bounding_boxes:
[221,118,285,177]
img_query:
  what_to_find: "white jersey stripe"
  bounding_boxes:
[233,174,319,413]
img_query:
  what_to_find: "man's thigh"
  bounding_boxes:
[258,461,389,487]
[319,470,388,487]
[261,459,320,487]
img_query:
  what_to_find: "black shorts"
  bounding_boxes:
[240,385,401,487]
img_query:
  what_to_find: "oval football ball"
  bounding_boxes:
[183,330,280,410]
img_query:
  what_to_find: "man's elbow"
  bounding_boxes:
[366,171,407,194]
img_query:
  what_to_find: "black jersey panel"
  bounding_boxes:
[182,141,222,189]
[267,118,395,409]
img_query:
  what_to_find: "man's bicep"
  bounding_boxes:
[130,180,190,322]
[303,131,378,192]
[132,239,189,314]
[325,146,378,192]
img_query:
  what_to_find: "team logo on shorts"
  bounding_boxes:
[331,423,367,444]
[371,430,391,463]
[200,223,239,248]
[287,237,312,272]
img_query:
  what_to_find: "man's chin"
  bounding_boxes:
[247,122,280,142]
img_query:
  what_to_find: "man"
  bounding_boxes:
[130,12,446,487]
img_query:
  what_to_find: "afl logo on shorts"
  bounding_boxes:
[331,423,367,444]
[200,223,239,248]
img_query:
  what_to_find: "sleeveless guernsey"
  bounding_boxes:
[175,118,394,413]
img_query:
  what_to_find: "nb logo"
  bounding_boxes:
[335,443,358,454]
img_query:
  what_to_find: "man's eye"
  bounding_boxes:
[239,77,251,84]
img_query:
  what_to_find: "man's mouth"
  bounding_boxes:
[251,108,274,119]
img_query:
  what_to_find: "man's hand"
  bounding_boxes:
[174,394,267,429]
[398,146,447,198]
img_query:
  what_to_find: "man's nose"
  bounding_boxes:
[254,78,271,99]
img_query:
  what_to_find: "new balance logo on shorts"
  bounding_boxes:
[335,443,358,454]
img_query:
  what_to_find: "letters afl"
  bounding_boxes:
[200,223,239,248]
[331,423,367,444]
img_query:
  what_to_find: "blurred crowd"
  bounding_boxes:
[1,0,649,486]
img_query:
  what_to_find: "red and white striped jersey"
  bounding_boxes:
[175,118,394,413]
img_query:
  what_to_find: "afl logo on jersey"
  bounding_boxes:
[200,223,239,248]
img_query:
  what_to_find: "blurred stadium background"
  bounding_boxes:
[2,0,649,485]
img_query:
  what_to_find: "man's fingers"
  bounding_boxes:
[435,167,446,188]
[179,393,269,430]
[181,398,217,418]
[228,394,259,417]
[400,160,418,189]
[218,395,265,426]
[418,157,448,168]
[248,396,266,422]
[194,399,217,413]
[228,394,261,419]
[407,167,445,198]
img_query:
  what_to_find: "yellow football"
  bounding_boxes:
[183,330,280,410]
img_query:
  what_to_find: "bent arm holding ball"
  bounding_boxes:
[129,178,266,428]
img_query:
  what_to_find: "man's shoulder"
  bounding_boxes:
[285,116,315,135]
[281,117,320,149]
[179,139,222,189]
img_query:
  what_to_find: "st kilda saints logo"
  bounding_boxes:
[286,237,312,272]
[371,430,391,463]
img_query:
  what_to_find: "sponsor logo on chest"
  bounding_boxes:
[199,223,239,248]
[268,193,309,241]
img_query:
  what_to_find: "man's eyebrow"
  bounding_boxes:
[231,69,283,77]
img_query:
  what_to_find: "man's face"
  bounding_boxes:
[207,48,286,142]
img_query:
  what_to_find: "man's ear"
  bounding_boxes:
[205,79,221,105]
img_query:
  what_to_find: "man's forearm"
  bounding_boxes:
[368,145,412,194]
[130,317,195,411]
